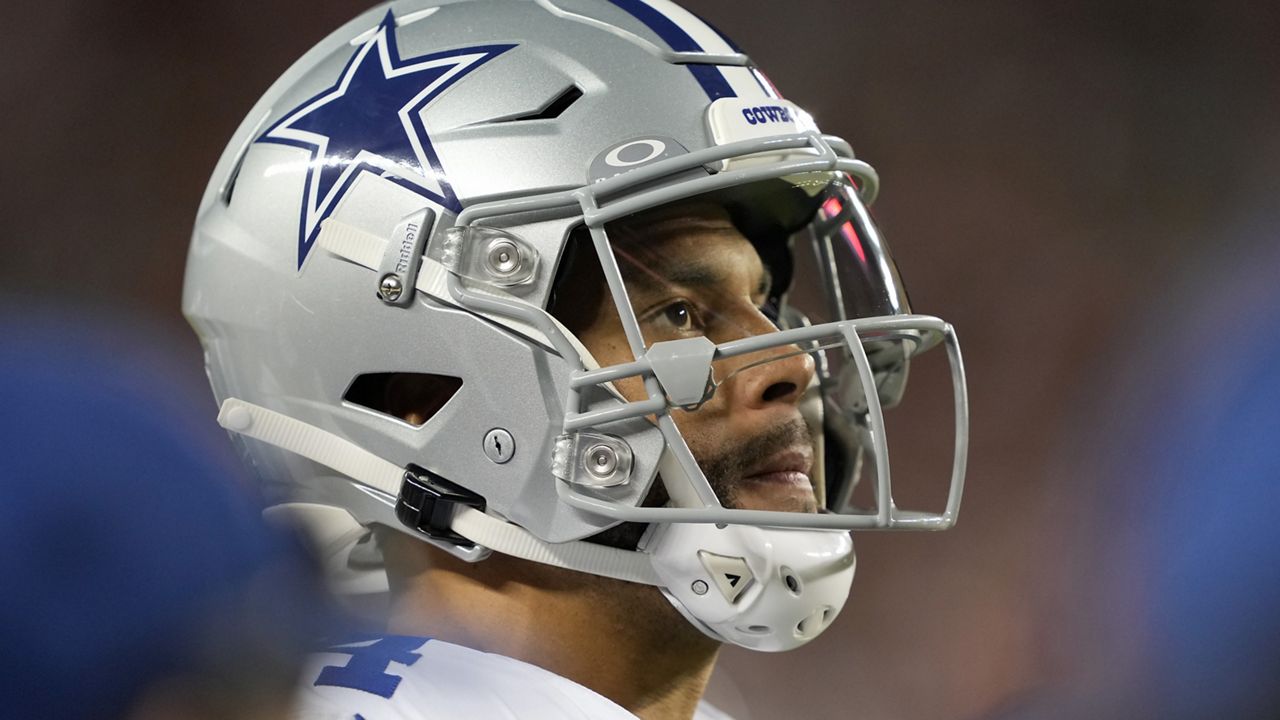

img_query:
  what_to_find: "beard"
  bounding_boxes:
[585,417,816,551]
[696,416,814,511]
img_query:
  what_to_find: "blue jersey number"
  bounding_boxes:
[315,636,427,698]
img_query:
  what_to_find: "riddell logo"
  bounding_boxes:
[395,222,419,273]
[741,105,794,125]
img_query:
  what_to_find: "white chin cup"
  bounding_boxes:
[645,522,856,652]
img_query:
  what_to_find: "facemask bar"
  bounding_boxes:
[560,317,966,529]
[448,132,873,372]
[442,130,968,531]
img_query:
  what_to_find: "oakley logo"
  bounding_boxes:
[741,105,794,125]
[604,139,668,168]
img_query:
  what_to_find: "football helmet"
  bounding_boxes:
[183,0,968,652]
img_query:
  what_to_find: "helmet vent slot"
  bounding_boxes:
[782,568,802,595]
[343,372,463,427]
[218,111,272,207]
[221,150,246,206]
[498,85,583,122]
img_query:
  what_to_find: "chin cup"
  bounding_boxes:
[644,521,856,652]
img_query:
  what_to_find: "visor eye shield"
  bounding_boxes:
[443,132,969,532]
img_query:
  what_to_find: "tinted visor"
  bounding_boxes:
[780,180,911,325]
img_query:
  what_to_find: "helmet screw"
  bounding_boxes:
[691,580,709,596]
[484,239,521,278]
[379,274,404,302]
[584,444,618,478]
[483,428,515,464]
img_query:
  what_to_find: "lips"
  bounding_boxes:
[742,447,813,487]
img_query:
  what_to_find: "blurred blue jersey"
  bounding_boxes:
[0,313,334,719]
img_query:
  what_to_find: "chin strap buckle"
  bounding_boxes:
[395,464,486,547]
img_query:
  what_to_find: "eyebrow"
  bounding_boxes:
[616,254,714,292]
[654,263,721,290]
[618,253,772,300]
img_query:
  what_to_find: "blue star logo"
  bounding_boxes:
[256,11,514,267]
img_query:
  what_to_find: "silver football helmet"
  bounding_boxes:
[183,0,968,652]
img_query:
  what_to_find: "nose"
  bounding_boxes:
[718,313,817,411]
[727,346,816,410]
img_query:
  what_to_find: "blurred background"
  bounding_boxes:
[2,0,1277,718]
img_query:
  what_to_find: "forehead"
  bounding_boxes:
[608,204,764,287]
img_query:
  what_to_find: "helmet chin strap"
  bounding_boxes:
[217,397,854,651]
[217,398,660,585]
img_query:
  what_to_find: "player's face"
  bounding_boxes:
[573,209,819,514]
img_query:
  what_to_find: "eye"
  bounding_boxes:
[662,300,698,331]
[641,298,704,337]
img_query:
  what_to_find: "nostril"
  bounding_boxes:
[761,381,797,403]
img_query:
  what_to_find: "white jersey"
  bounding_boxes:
[292,634,734,720]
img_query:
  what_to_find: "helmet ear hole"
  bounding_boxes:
[781,568,802,595]
[343,372,463,427]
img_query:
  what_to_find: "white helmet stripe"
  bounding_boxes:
[638,0,736,54]
[721,65,774,101]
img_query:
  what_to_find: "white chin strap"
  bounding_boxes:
[217,397,855,651]
[217,398,659,585]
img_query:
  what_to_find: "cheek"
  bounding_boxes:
[669,404,729,463]
[613,374,646,404]
[574,304,733,466]
[577,325,649,403]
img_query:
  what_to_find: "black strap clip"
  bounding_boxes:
[395,464,486,547]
